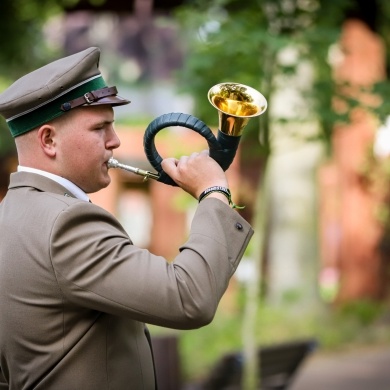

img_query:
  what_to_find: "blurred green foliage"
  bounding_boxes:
[0,0,61,156]
[171,1,390,385]
[173,297,390,382]
[0,0,98,157]
[174,0,390,159]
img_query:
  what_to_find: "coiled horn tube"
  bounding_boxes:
[143,112,221,186]
[110,82,267,186]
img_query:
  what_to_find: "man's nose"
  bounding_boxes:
[108,128,121,149]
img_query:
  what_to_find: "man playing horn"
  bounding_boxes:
[0,47,253,389]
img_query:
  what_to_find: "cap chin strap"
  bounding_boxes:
[60,86,118,111]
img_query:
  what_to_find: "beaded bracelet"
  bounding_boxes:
[198,186,244,209]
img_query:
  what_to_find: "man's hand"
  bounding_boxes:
[161,150,229,201]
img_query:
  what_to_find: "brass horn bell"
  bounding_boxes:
[208,82,268,137]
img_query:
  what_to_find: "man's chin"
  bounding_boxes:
[85,176,111,194]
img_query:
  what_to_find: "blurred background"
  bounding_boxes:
[2,0,390,389]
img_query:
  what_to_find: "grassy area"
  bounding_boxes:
[150,295,390,383]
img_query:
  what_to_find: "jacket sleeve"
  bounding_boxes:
[50,197,253,329]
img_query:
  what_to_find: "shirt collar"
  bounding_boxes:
[17,165,90,202]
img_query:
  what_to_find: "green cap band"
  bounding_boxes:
[7,76,107,137]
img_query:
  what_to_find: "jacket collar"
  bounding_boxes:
[8,171,77,199]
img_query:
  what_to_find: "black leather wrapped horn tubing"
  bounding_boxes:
[143,112,241,186]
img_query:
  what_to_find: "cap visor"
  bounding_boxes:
[88,95,130,107]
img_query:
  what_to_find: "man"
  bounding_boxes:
[0,47,253,389]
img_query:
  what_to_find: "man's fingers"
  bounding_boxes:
[161,157,179,177]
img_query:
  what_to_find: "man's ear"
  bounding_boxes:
[37,124,57,157]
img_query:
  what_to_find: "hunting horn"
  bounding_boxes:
[108,82,267,186]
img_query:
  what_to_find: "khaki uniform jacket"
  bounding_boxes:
[0,172,253,390]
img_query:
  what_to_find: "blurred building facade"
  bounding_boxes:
[318,17,389,302]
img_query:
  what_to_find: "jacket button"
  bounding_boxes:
[235,222,243,230]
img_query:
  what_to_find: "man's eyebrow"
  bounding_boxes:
[95,119,115,126]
